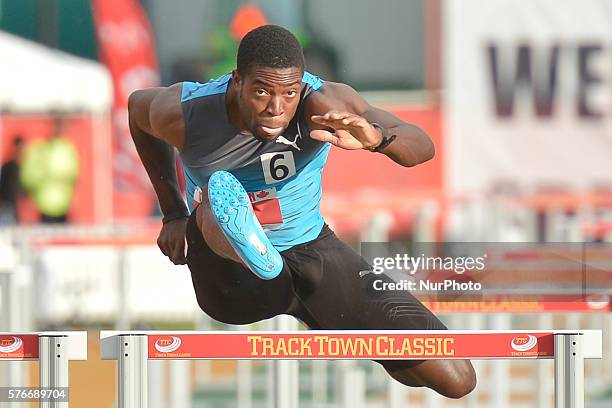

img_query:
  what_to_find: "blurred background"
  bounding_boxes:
[0,0,611,407]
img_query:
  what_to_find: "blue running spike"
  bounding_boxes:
[208,171,283,279]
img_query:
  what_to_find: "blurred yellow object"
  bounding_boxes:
[20,137,79,217]
[20,140,46,192]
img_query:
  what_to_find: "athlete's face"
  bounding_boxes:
[233,66,303,142]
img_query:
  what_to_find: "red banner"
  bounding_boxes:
[147,331,554,360]
[91,0,160,218]
[322,105,442,238]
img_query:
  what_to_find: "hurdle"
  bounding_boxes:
[0,331,87,407]
[101,329,602,408]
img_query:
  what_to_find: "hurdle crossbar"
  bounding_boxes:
[100,329,602,408]
[0,331,87,407]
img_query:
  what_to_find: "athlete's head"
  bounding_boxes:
[232,25,305,142]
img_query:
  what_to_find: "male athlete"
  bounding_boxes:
[129,25,476,398]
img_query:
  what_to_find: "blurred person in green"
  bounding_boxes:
[20,117,79,223]
[0,135,25,224]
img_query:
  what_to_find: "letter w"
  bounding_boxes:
[487,43,559,117]
[340,338,361,355]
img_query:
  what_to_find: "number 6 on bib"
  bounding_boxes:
[260,151,296,184]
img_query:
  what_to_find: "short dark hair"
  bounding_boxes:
[237,25,305,75]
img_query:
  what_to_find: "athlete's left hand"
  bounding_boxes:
[310,111,383,150]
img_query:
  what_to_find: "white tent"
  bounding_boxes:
[0,30,114,221]
[0,30,112,112]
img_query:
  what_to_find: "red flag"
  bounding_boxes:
[91,0,162,217]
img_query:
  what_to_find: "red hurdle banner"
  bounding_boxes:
[0,332,87,408]
[100,329,602,408]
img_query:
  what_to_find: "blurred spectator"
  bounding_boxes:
[20,117,79,223]
[0,135,25,224]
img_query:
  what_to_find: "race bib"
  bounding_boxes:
[260,151,296,184]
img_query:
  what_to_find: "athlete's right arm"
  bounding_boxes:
[128,84,189,265]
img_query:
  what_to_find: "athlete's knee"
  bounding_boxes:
[439,360,476,399]
[389,360,476,399]
[441,377,476,399]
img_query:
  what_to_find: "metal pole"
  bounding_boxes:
[555,334,584,408]
[360,211,393,242]
[0,265,25,387]
[116,249,130,330]
[491,314,510,408]
[194,315,212,383]
[0,272,8,329]
[0,270,11,386]
[234,322,252,408]
[339,364,365,408]
[39,335,68,408]
[537,314,553,408]
[148,361,164,408]
[386,378,403,408]
[266,320,275,408]
[237,359,252,408]
[311,360,327,407]
[273,315,299,408]
[466,313,485,408]
[414,200,439,241]
[424,388,444,408]
[119,334,148,408]
[170,360,190,408]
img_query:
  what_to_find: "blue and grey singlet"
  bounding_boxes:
[180,72,330,251]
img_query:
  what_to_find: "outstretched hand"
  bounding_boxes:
[310,111,383,150]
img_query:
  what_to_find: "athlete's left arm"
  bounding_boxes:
[307,82,434,167]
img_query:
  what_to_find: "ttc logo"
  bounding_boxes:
[154,336,182,353]
[510,335,538,352]
[0,336,23,353]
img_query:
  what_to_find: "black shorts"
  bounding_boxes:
[185,211,447,371]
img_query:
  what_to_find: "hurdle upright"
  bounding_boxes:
[0,331,87,407]
[100,329,602,408]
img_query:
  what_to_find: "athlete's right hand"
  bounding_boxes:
[157,218,189,265]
